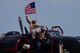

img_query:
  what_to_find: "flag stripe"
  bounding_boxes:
[25,2,36,15]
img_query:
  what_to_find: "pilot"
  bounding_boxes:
[26,16,39,39]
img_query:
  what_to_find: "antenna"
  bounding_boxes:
[24,27,28,34]
[18,16,24,34]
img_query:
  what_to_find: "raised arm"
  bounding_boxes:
[26,16,30,24]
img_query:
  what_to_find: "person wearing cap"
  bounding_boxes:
[26,16,39,39]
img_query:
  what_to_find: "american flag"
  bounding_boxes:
[25,2,36,15]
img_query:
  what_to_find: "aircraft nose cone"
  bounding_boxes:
[23,44,30,49]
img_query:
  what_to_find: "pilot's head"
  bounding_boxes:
[32,20,36,24]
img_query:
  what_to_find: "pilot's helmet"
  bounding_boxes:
[32,20,36,24]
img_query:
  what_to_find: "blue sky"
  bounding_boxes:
[0,0,80,36]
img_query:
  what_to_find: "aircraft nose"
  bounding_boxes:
[23,44,30,49]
